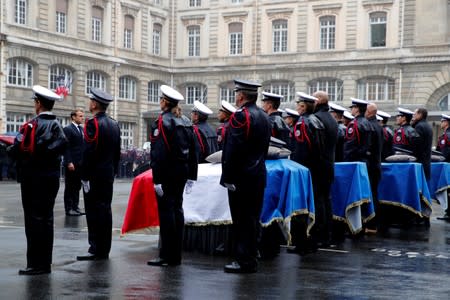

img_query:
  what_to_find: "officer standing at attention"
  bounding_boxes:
[343,98,372,163]
[377,110,394,161]
[436,114,450,221]
[328,102,347,162]
[8,85,67,275]
[412,108,433,180]
[76,88,121,261]
[147,85,198,267]
[221,79,271,273]
[393,108,418,155]
[282,108,299,152]
[261,92,291,145]
[63,108,85,217]
[216,100,236,150]
[191,101,219,162]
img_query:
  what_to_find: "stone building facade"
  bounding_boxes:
[1,0,450,148]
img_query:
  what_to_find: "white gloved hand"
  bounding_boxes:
[154,184,164,197]
[224,183,236,192]
[185,180,195,194]
[81,180,90,193]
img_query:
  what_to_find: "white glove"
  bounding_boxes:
[81,180,90,193]
[154,184,164,197]
[185,180,195,194]
[224,183,236,192]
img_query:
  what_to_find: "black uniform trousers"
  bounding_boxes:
[228,180,265,269]
[83,179,113,257]
[157,179,187,264]
[310,176,333,246]
[64,166,82,212]
[20,175,59,269]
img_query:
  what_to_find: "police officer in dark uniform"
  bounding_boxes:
[9,85,67,275]
[281,108,299,153]
[76,88,121,261]
[377,110,394,161]
[261,92,291,145]
[393,107,418,155]
[328,102,347,162]
[436,114,450,221]
[343,98,372,163]
[191,101,219,163]
[147,85,198,266]
[412,108,433,180]
[216,100,236,151]
[221,79,271,273]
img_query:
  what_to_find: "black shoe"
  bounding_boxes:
[224,261,257,274]
[147,258,169,267]
[76,254,108,261]
[74,208,86,215]
[18,267,51,275]
[437,214,450,222]
[66,209,81,216]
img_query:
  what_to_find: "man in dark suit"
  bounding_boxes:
[8,85,67,275]
[63,109,85,216]
[221,79,271,273]
[76,88,121,261]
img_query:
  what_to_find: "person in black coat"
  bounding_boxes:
[63,109,85,216]
[412,108,433,180]
[328,102,347,162]
[221,79,271,273]
[436,114,450,221]
[216,100,236,151]
[147,85,198,266]
[261,92,291,145]
[191,101,218,163]
[377,110,394,161]
[281,108,299,153]
[76,88,121,261]
[8,85,67,275]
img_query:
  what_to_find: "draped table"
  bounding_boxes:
[332,162,375,234]
[378,163,432,218]
[428,162,450,211]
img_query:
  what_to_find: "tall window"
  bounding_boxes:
[148,81,162,103]
[220,85,235,102]
[438,94,450,111]
[15,0,27,25]
[186,84,207,104]
[49,65,72,93]
[188,25,200,57]
[119,122,134,149]
[189,0,201,7]
[91,6,103,42]
[308,78,343,102]
[6,113,28,133]
[85,71,106,94]
[320,16,335,50]
[119,76,137,100]
[124,15,134,49]
[357,77,394,101]
[7,58,33,87]
[263,81,294,102]
[152,23,162,55]
[229,22,243,55]
[370,12,386,47]
[272,19,288,53]
[56,0,67,33]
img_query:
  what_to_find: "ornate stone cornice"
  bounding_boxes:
[181,15,205,26]
[121,2,140,17]
[222,11,248,24]
[362,0,394,11]
[90,0,110,9]
[266,8,294,21]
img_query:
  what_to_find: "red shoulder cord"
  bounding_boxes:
[83,117,99,147]
[393,127,408,145]
[193,125,205,154]
[229,108,251,138]
[345,119,360,144]
[19,119,37,154]
[149,115,171,152]
[294,118,311,149]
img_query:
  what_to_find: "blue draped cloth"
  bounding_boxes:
[332,162,375,233]
[378,163,432,217]
[261,159,315,228]
[428,162,450,202]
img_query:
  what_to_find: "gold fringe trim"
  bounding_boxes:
[331,198,376,234]
[184,220,234,227]
[120,226,160,237]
